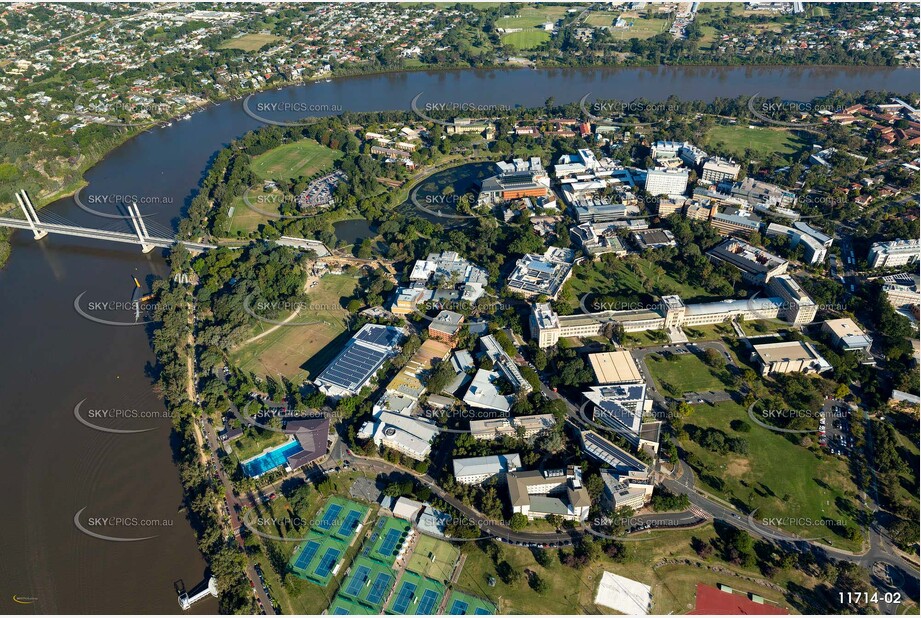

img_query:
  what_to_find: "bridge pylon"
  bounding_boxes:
[127,201,155,253]
[15,190,47,239]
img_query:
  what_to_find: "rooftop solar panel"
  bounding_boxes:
[355,325,401,346]
[316,344,388,389]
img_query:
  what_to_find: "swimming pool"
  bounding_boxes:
[241,440,304,477]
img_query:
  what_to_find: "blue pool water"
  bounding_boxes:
[241,440,304,477]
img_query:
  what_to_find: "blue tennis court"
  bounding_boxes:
[332,608,349,615]
[378,529,401,556]
[473,609,490,615]
[317,503,343,531]
[337,509,362,537]
[344,565,370,597]
[417,589,440,614]
[366,572,392,606]
[314,547,341,578]
[449,600,468,615]
[391,582,417,614]
[293,540,320,571]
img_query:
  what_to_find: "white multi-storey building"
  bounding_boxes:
[867,239,920,268]
[645,167,689,196]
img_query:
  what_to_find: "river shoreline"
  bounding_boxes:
[12,61,917,216]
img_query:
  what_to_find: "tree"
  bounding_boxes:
[534,547,553,567]
[530,572,550,594]
[497,560,521,584]
[704,348,725,368]
[509,513,528,531]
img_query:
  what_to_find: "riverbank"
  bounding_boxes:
[2,63,915,273]
[7,60,914,216]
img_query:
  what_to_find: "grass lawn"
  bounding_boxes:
[557,255,719,316]
[501,30,550,50]
[584,11,620,27]
[495,6,569,29]
[888,419,920,512]
[705,124,808,160]
[681,400,865,550]
[606,16,671,40]
[230,427,289,462]
[230,274,358,382]
[645,353,730,396]
[740,318,794,336]
[683,323,736,342]
[226,186,284,236]
[406,534,460,583]
[219,33,281,51]
[251,140,342,183]
[455,525,811,614]
[622,330,669,348]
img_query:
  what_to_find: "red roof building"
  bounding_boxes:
[689,584,789,615]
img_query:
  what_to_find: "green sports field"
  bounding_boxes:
[443,590,496,615]
[385,570,446,615]
[335,555,397,612]
[406,534,460,583]
[705,124,808,160]
[365,517,413,566]
[328,596,374,615]
[219,33,280,51]
[501,30,550,50]
[645,352,731,396]
[495,6,568,29]
[251,139,343,182]
[288,533,349,586]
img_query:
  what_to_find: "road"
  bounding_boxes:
[228,333,918,612]
[542,339,919,611]
[198,384,277,613]
[202,418,276,614]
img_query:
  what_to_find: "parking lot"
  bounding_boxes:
[820,399,854,456]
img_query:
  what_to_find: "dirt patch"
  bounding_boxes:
[725,456,751,478]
